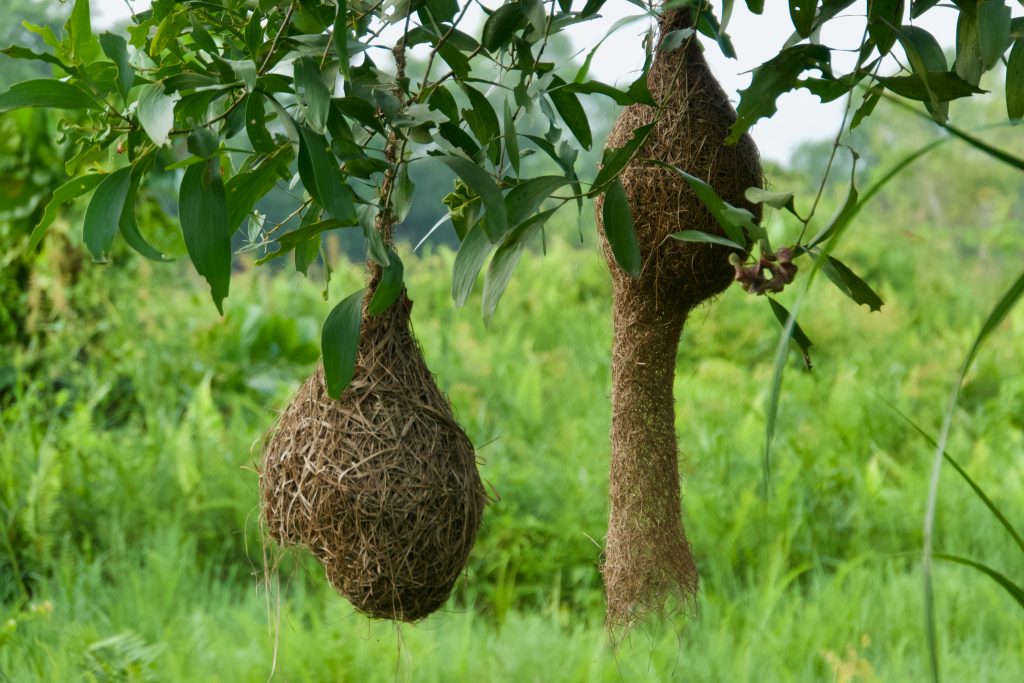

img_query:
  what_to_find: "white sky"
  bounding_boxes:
[93,1,967,162]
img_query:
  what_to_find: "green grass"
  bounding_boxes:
[1,218,1022,680]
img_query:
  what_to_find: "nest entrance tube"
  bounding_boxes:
[604,291,697,624]
[595,7,763,629]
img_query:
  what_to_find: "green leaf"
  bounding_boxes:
[601,179,641,278]
[728,45,831,144]
[179,158,231,314]
[789,0,816,38]
[878,72,985,102]
[28,174,105,252]
[816,254,884,311]
[357,205,390,267]
[438,156,507,242]
[188,12,217,53]
[482,209,556,325]
[334,96,385,135]
[767,297,813,369]
[298,126,357,224]
[334,0,351,80]
[591,123,654,192]
[64,0,95,65]
[245,94,276,153]
[186,128,220,160]
[368,249,404,315]
[694,5,736,58]
[461,84,500,156]
[867,0,904,55]
[392,164,415,224]
[437,42,471,80]
[294,56,331,135]
[423,0,459,24]
[451,223,493,307]
[99,32,133,100]
[505,176,569,227]
[255,219,356,264]
[649,161,755,246]
[955,11,984,87]
[978,0,1012,70]
[83,167,133,262]
[322,288,365,399]
[482,3,526,52]
[223,58,257,93]
[899,24,947,71]
[671,230,745,251]
[503,100,520,175]
[549,76,592,150]
[278,219,353,251]
[137,83,179,147]
[294,236,321,275]
[562,78,656,107]
[149,5,186,54]
[851,84,883,130]
[1008,38,1024,121]
[745,187,796,214]
[910,0,940,18]
[661,28,695,53]
[225,147,291,231]
[23,21,59,51]
[119,177,171,262]
[0,79,101,112]
[0,45,74,73]
[896,24,949,119]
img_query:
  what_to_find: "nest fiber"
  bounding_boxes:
[594,8,763,629]
[259,293,486,622]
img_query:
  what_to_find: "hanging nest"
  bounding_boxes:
[259,291,487,622]
[594,8,763,630]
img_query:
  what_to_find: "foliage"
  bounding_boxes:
[4,0,1022,392]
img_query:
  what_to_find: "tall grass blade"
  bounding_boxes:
[922,268,1024,683]
[885,402,1024,555]
[932,553,1024,610]
[883,92,1024,172]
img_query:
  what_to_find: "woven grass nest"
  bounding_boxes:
[259,291,486,622]
[594,8,763,629]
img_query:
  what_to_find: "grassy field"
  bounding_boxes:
[2,204,1023,681]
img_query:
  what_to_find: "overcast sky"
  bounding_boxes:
[93,1,970,162]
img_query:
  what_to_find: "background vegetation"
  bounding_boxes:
[2,3,1024,682]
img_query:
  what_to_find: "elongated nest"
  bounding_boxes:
[594,7,763,631]
[259,293,486,622]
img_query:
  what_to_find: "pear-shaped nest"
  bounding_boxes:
[596,9,762,311]
[259,293,486,622]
